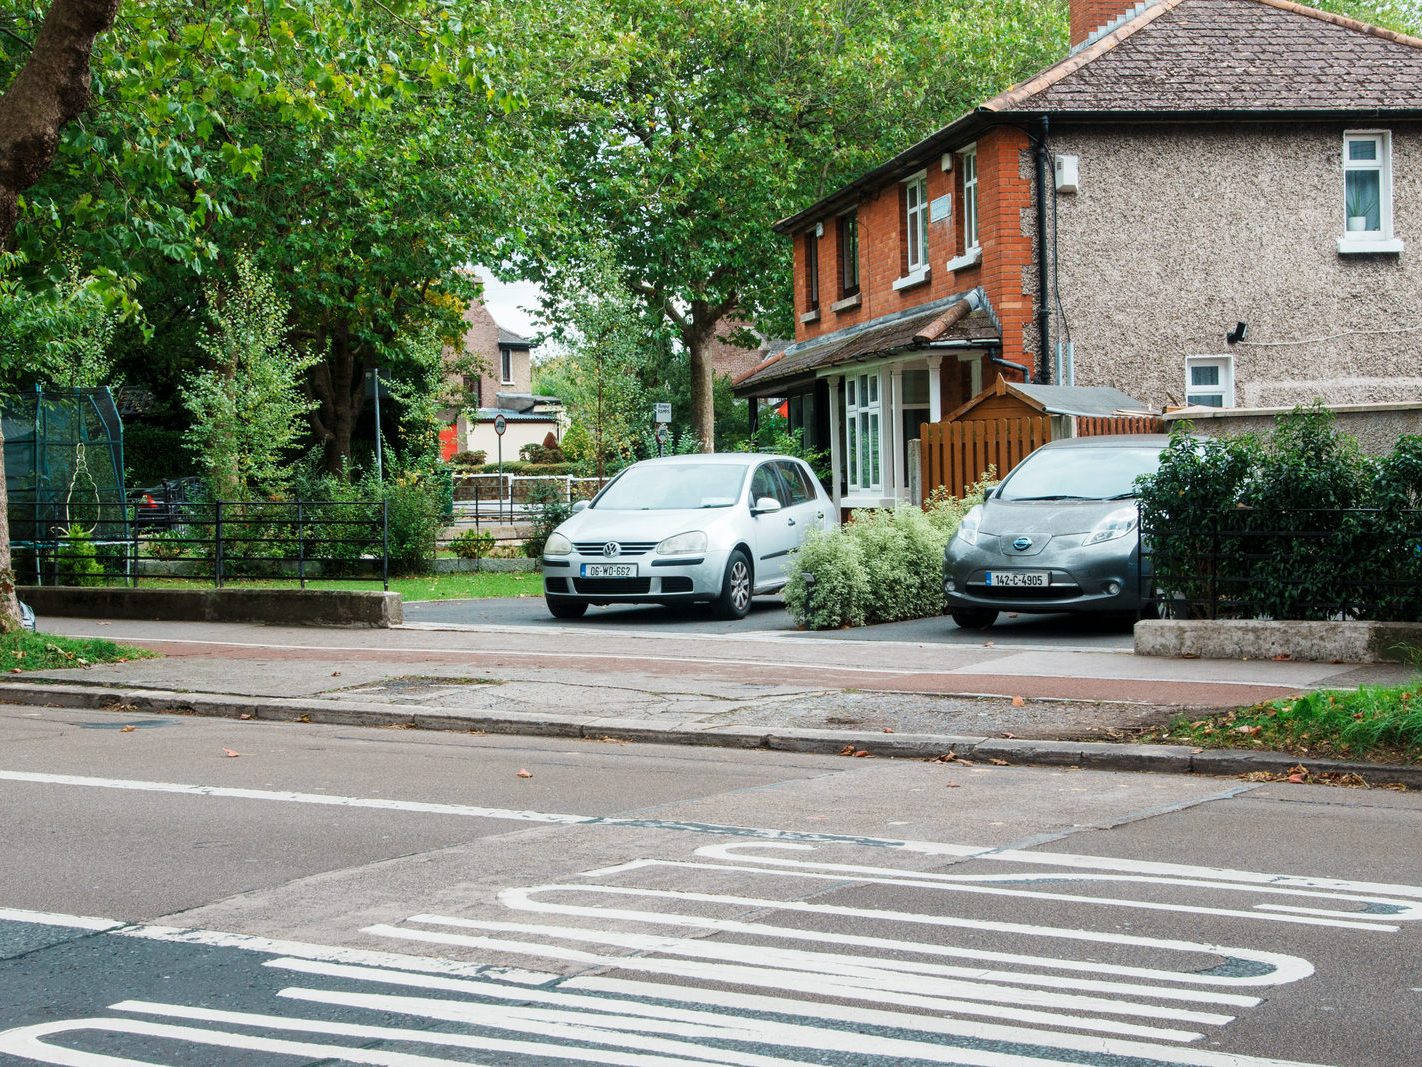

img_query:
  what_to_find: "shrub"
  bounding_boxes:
[561,421,592,463]
[519,441,566,464]
[450,528,495,561]
[383,472,445,575]
[782,529,869,629]
[522,481,572,558]
[783,478,988,630]
[56,525,107,586]
[449,450,487,467]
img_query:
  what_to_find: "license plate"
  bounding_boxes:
[985,571,1048,588]
[581,563,638,578]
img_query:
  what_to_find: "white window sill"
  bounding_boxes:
[1338,236,1404,254]
[799,308,821,324]
[945,246,982,272]
[892,267,930,291]
[830,293,861,313]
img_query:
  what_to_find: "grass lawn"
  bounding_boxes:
[122,570,542,601]
[2,631,156,673]
[1153,683,1422,764]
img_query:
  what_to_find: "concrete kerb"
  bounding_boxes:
[4,679,1422,788]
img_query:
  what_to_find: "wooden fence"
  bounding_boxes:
[1076,414,1164,436]
[919,415,1051,501]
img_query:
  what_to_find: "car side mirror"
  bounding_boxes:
[752,496,782,515]
[571,499,590,514]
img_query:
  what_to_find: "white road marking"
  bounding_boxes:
[0,909,119,932]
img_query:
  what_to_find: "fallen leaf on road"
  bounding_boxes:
[516,768,533,779]
[945,783,961,788]
[331,671,342,677]
[988,758,1009,766]
[1011,696,1025,708]
[1287,773,1307,783]
[238,713,252,720]
[853,749,871,758]
[881,727,894,734]
[1271,653,1291,662]
[223,749,240,758]
[120,725,136,733]
[1001,732,1017,739]
[839,744,857,756]
[1233,724,1261,735]
[982,641,995,648]
[297,714,311,723]
[929,751,957,763]
[7,668,20,674]
[1181,652,1200,659]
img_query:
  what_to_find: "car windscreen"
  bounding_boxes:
[593,462,750,510]
[995,446,1163,502]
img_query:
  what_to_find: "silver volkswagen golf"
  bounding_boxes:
[942,435,1169,629]
[542,454,835,620]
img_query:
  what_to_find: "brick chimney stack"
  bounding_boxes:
[1070,0,1136,46]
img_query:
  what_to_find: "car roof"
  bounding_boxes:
[1035,434,1172,449]
[630,453,797,467]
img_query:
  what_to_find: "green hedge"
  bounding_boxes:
[1139,405,1422,621]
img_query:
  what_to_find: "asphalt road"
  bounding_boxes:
[3,704,1421,1065]
[404,595,1140,648]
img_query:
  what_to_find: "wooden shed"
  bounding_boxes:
[918,376,1160,501]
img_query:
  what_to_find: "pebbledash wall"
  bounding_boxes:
[1049,120,1422,408]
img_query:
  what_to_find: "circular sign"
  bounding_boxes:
[493,414,507,436]
[654,424,668,444]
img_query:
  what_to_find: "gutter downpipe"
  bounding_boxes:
[1034,115,1052,385]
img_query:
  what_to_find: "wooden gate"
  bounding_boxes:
[919,415,1051,501]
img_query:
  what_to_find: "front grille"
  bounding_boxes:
[574,541,656,557]
[544,577,569,593]
[971,583,1082,600]
[573,577,652,595]
[660,576,693,593]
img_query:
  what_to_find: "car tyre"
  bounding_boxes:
[546,598,588,620]
[713,550,753,620]
[951,608,998,631]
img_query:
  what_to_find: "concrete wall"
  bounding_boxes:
[1050,120,1422,409]
[1163,402,1422,455]
[20,587,403,628]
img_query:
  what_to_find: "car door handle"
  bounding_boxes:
[816,512,824,520]
[787,517,796,526]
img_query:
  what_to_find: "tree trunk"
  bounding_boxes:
[305,319,369,477]
[0,0,118,245]
[0,0,118,630]
[685,301,717,452]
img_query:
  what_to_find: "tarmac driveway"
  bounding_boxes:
[404,596,1138,649]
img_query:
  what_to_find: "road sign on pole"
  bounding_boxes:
[654,422,668,457]
[653,402,672,425]
[494,415,507,520]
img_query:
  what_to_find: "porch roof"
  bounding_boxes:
[731,295,999,396]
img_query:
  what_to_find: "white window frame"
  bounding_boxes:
[1184,355,1235,409]
[1339,130,1402,254]
[903,170,929,276]
[961,144,980,251]
[844,371,883,494]
[500,347,514,385]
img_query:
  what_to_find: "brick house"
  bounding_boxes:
[443,300,562,459]
[734,0,1422,510]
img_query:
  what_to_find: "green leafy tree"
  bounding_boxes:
[183,256,317,500]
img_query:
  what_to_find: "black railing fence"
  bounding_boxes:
[1141,507,1422,621]
[11,498,390,590]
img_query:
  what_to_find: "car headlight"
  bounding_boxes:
[1084,506,1138,546]
[544,532,573,556]
[656,530,708,555]
[955,505,983,546]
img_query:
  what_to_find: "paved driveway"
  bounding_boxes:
[404,596,1138,649]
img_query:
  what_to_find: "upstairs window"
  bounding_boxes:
[500,347,514,384]
[1343,131,1391,241]
[804,228,820,313]
[903,172,928,275]
[838,211,860,297]
[961,144,980,250]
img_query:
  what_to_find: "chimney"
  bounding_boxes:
[1070,0,1138,47]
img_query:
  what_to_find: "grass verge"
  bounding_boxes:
[1153,683,1422,764]
[2,631,157,673]
[106,571,542,601]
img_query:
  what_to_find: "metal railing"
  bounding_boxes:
[1141,507,1422,621]
[451,473,607,524]
[10,498,390,590]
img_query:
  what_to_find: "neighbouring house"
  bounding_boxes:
[443,300,563,460]
[734,0,1422,509]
